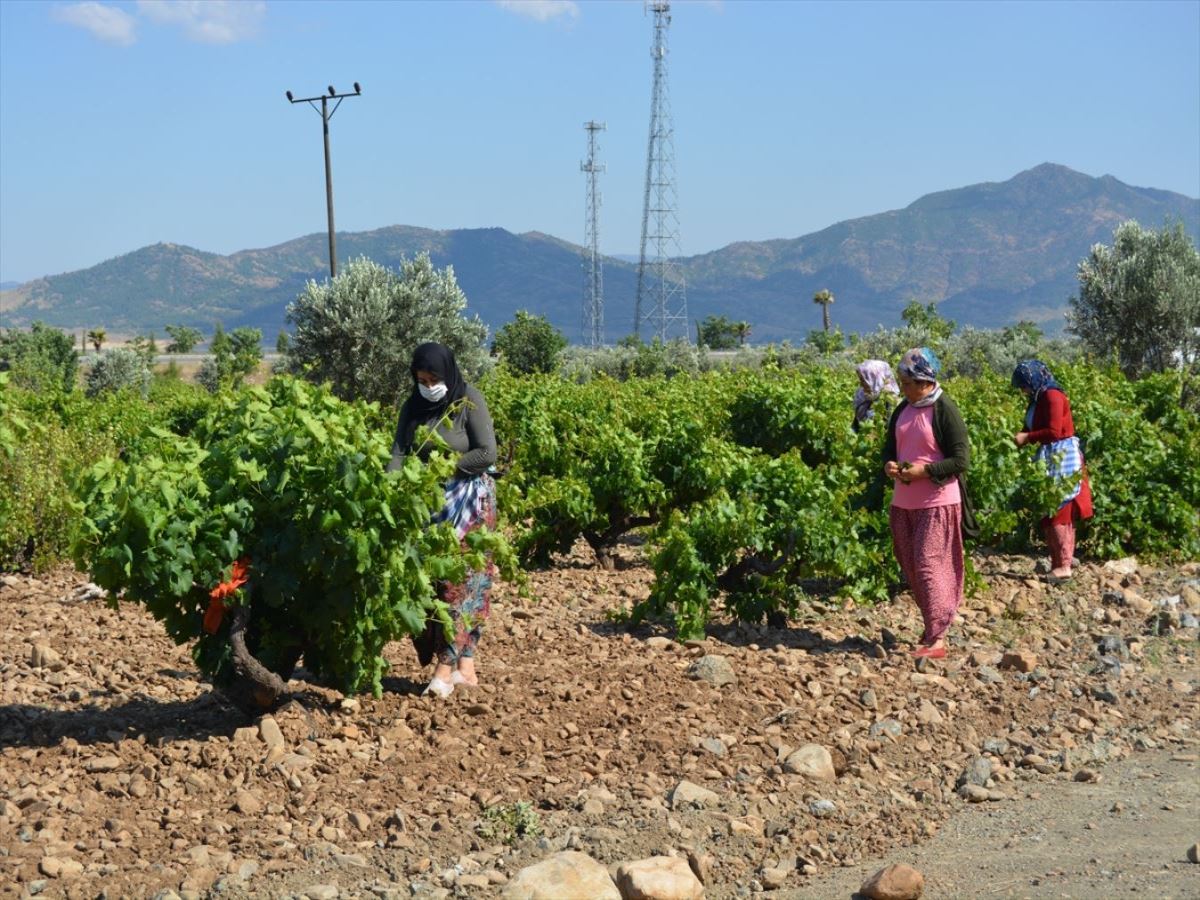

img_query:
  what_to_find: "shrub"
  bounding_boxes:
[559,338,703,381]
[165,325,203,354]
[492,310,567,374]
[86,348,151,398]
[74,376,515,698]
[0,378,88,572]
[698,315,745,350]
[197,324,262,393]
[0,372,214,572]
[127,334,159,367]
[147,377,214,437]
[0,417,81,571]
[0,322,79,393]
[806,327,846,355]
[943,322,1082,379]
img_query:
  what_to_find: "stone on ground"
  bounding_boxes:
[669,780,720,810]
[1000,650,1038,673]
[783,744,836,780]
[502,851,620,900]
[860,863,924,899]
[257,716,285,749]
[686,655,736,687]
[614,856,705,899]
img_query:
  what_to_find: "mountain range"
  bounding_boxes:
[2,163,1196,343]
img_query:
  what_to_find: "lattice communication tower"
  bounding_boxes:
[634,1,688,342]
[581,121,606,348]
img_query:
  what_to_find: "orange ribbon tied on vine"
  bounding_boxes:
[203,557,250,634]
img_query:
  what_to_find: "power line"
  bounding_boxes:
[635,1,688,343]
[285,82,362,279]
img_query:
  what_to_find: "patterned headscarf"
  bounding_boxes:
[1012,360,1063,430]
[853,359,899,424]
[897,347,941,384]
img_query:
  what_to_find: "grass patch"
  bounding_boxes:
[477,801,543,846]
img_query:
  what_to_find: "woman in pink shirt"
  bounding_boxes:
[882,348,971,659]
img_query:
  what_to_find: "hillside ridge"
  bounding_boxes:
[2,164,1195,341]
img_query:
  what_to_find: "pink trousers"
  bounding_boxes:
[1043,520,1075,571]
[890,504,964,645]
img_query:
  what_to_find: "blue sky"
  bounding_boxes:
[0,0,1197,284]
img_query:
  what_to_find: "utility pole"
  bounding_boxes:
[581,121,606,349]
[635,1,687,343]
[285,83,362,279]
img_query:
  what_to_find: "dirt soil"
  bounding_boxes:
[1,544,1198,900]
[798,748,1198,899]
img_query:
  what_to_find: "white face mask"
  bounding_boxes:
[418,381,448,402]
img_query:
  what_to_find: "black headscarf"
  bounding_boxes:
[400,342,468,450]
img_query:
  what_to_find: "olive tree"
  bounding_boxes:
[284,254,489,404]
[1069,220,1200,379]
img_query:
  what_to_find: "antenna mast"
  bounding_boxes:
[581,121,606,348]
[634,1,687,342]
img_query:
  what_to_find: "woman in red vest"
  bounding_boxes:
[1012,361,1093,582]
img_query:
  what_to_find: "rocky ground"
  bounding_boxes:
[1,545,1198,900]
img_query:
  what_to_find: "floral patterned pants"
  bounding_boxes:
[434,476,497,664]
[890,504,964,645]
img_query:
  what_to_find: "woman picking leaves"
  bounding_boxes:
[1011,360,1092,582]
[852,358,900,431]
[389,342,497,697]
[882,348,971,659]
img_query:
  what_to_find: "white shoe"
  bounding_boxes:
[450,671,478,687]
[422,676,453,698]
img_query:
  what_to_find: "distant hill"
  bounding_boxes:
[2,163,1196,342]
[679,164,1198,338]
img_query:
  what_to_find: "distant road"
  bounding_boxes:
[78,348,748,365]
[77,352,283,364]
